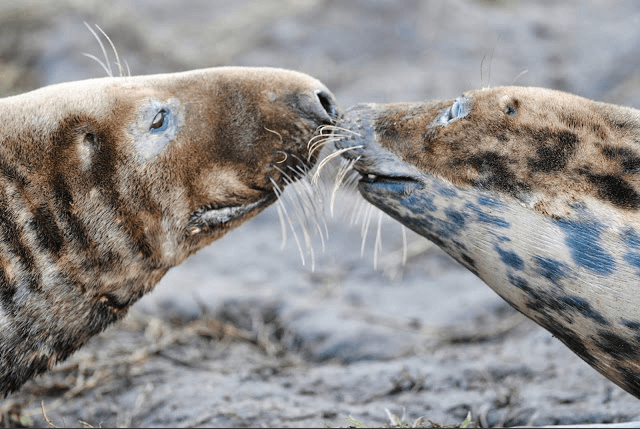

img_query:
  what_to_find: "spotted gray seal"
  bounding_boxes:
[0,67,338,395]
[334,86,640,399]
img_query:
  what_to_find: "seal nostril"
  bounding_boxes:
[315,89,337,119]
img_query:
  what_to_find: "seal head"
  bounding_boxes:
[335,86,640,398]
[0,67,338,394]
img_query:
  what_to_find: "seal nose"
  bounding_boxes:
[301,89,339,125]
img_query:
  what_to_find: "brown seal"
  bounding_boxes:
[0,67,338,395]
[334,86,640,399]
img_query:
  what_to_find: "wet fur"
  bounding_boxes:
[0,67,337,394]
[335,86,640,399]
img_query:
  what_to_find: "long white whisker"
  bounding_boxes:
[286,163,327,251]
[330,156,359,217]
[95,24,124,77]
[351,193,368,225]
[312,145,363,184]
[275,169,316,271]
[308,136,346,162]
[276,202,287,250]
[270,178,305,266]
[291,160,330,241]
[81,53,111,77]
[83,22,112,77]
[361,204,374,257]
[373,210,383,270]
[317,125,363,137]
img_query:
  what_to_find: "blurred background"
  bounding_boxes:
[2,0,640,427]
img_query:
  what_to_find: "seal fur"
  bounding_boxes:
[0,66,338,395]
[334,86,640,399]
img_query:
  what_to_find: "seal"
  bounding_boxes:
[0,66,338,395]
[333,86,640,399]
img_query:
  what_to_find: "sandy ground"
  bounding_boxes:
[2,0,640,427]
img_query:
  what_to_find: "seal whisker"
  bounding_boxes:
[81,53,112,77]
[350,191,368,226]
[373,209,383,270]
[275,201,287,250]
[83,22,112,77]
[270,177,306,266]
[317,125,363,137]
[275,151,288,164]
[286,163,328,249]
[94,24,125,78]
[512,69,528,85]
[360,203,375,258]
[274,168,316,270]
[264,127,284,144]
[307,136,349,162]
[289,158,330,240]
[312,145,363,184]
[330,156,360,217]
[124,59,132,77]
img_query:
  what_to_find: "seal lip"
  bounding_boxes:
[187,193,277,234]
[357,172,422,196]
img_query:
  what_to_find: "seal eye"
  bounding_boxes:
[150,109,169,132]
[505,105,517,117]
[448,99,464,121]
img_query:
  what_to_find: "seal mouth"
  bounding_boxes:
[356,170,422,195]
[187,193,277,235]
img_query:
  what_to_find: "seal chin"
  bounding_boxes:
[187,194,277,235]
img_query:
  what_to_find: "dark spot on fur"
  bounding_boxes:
[445,209,466,227]
[438,186,458,197]
[593,330,640,361]
[533,256,567,287]
[30,204,64,256]
[581,170,640,209]
[559,112,584,129]
[608,117,637,131]
[467,152,529,196]
[0,196,40,293]
[461,253,476,269]
[477,195,503,207]
[527,130,578,172]
[623,227,640,249]
[51,174,91,250]
[623,320,640,331]
[536,316,597,367]
[555,218,615,275]
[601,146,640,174]
[497,133,509,142]
[0,160,29,188]
[494,245,524,270]
[614,364,640,398]
[0,269,16,317]
[465,203,510,228]
[508,273,532,294]
[557,296,609,326]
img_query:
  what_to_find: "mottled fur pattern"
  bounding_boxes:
[335,86,640,399]
[0,67,337,395]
